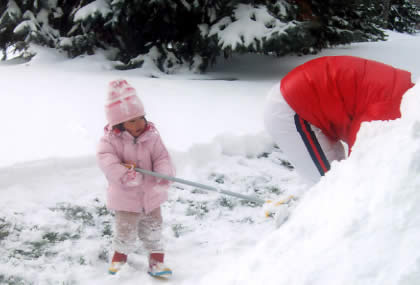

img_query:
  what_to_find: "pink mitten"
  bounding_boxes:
[121,169,143,186]
[156,178,170,186]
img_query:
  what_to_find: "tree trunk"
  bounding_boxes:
[382,0,391,28]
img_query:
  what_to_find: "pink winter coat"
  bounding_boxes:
[97,123,175,214]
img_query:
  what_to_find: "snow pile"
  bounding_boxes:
[0,140,303,284]
[201,82,420,285]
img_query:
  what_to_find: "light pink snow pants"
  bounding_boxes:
[113,208,163,255]
[263,83,346,185]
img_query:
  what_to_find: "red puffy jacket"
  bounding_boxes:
[280,56,414,153]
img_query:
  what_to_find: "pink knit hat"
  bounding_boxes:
[105,79,145,127]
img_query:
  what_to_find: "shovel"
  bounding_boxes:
[134,167,293,217]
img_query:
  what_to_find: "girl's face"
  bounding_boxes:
[123,116,147,138]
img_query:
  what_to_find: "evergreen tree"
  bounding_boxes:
[387,0,419,33]
[66,0,210,71]
[371,0,419,33]
[0,0,73,60]
[298,0,385,47]
[0,0,412,72]
[204,1,304,56]
[60,0,110,58]
[0,0,22,59]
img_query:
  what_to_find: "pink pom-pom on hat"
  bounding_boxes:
[105,79,145,127]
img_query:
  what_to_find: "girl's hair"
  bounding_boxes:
[113,123,125,132]
[112,116,148,132]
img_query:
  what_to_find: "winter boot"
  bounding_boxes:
[108,251,127,275]
[148,252,172,278]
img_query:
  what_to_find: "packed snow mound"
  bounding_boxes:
[200,81,420,285]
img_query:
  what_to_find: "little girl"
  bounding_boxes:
[97,79,175,278]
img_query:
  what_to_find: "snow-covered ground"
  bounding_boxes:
[0,31,419,284]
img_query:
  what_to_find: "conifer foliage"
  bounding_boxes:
[0,0,418,71]
[386,0,420,33]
